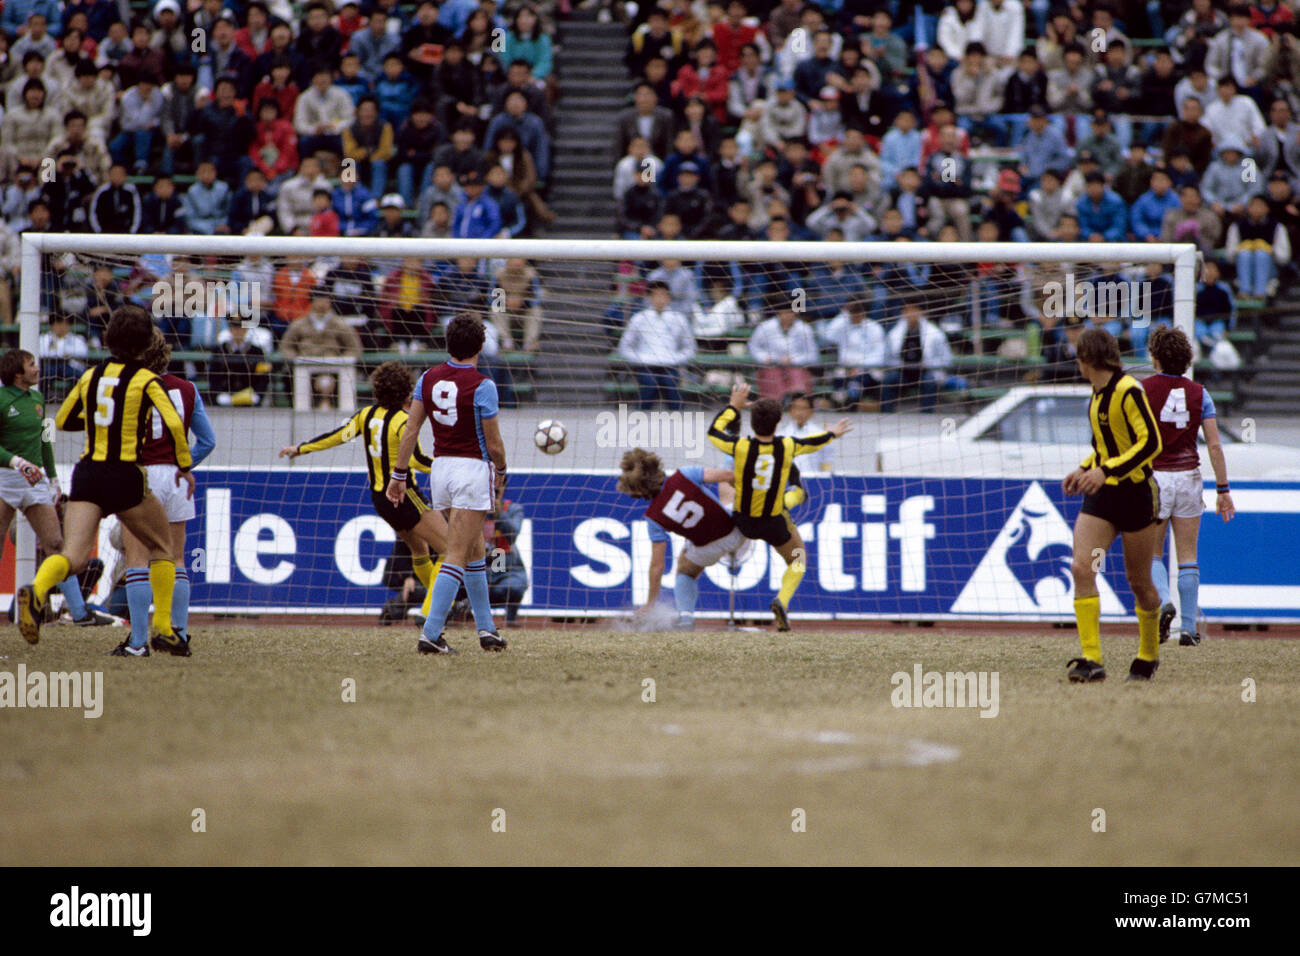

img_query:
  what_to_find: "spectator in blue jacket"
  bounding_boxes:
[451,168,502,239]
[61,0,120,42]
[1017,105,1071,192]
[1075,171,1128,243]
[485,163,527,237]
[181,160,233,234]
[2,0,63,39]
[1129,168,1181,241]
[484,90,551,182]
[332,179,379,236]
[228,167,278,235]
[349,8,401,84]
[375,52,419,129]
[334,53,371,105]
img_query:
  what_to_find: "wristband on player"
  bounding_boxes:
[1217,484,1230,493]
[391,468,409,483]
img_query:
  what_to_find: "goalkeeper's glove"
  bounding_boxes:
[10,456,42,486]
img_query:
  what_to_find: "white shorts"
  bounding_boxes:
[683,526,752,569]
[1155,469,1204,521]
[428,457,493,512]
[0,469,55,511]
[145,463,196,522]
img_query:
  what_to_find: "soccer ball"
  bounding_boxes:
[534,419,567,455]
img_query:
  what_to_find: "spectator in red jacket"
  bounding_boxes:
[712,0,765,72]
[251,56,300,126]
[379,257,438,350]
[672,39,731,124]
[249,98,299,185]
[234,1,274,60]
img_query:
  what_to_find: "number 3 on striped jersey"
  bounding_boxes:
[367,416,384,458]
[93,376,119,427]
[430,381,458,425]
[1159,388,1188,430]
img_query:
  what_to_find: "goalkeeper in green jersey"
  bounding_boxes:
[0,349,111,629]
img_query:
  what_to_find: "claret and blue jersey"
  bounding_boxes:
[415,360,500,461]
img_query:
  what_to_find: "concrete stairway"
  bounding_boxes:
[1240,311,1300,415]
[548,13,626,238]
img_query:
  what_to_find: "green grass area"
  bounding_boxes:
[1,623,1295,865]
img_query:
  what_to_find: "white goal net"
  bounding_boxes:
[16,235,1198,623]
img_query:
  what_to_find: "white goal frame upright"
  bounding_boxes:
[16,235,1200,602]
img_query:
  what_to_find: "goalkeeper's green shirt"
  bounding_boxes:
[0,385,56,478]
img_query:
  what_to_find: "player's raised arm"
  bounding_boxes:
[707,383,748,454]
[283,410,366,459]
[702,467,735,484]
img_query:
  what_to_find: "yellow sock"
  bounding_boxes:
[149,559,176,634]
[411,554,433,589]
[1074,595,1102,663]
[421,557,442,618]
[783,485,806,509]
[1136,604,1160,662]
[33,554,71,604]
[777,556,805,609]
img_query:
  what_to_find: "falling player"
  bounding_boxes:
[117,330,216,656]
[386,316,508,655]
[281,361,449,620]
[16,306,191,652]
[1142,326,1235,647]
[707,382,851,631]
[1062,327,1164,683]
[617,448,747,630]
[0,349,113,628]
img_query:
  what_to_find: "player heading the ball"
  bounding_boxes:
[387,315,509,656]
[707,382,852,632]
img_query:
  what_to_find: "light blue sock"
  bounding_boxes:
[673,573,699,615]
[421,564,464,641]
[1178,564,1200,633]
[58,577,87,620]
[464,560,495,632]
[172,567,190,637]
[125,568,151,649]
[1151,557,1170,605]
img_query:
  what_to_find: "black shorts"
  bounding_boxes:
[69,460,149,516]
[1081,476,1158,534]
[372,485,430,533]
[733,512,795,547]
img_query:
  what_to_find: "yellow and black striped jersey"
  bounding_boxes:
[56,361,193,469]
[297,405,433,492]
[707,404,834,517]
[1081,372,1163,485]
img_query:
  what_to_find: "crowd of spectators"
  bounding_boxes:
[609,0,1298,410]
[0,0,561,406]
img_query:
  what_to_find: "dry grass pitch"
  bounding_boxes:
[1,621,1296,866]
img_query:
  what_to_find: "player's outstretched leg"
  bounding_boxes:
[671,555,710,631]
[17,553,72,645]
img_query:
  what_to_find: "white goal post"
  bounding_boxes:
[15,235,1200,619]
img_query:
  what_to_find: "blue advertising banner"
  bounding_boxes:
[189,470,1300,621]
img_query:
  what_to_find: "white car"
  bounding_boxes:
[875,385,1300,480]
